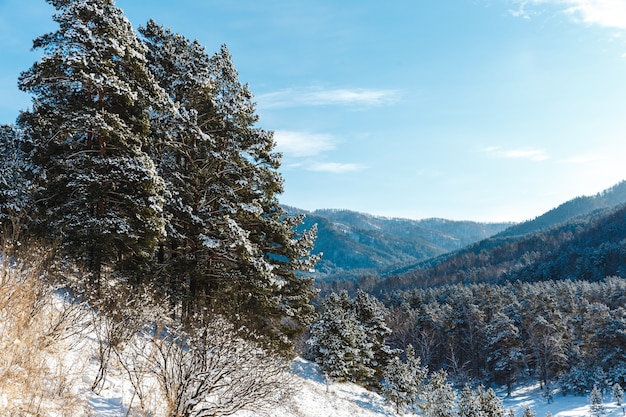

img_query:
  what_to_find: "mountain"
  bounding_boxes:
[377,180,626,292]
[284,206,512,280]
[497,180,626,237]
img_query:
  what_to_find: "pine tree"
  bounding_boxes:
[589,386,605,417]
[612,383,624,406]
[486,311,524,395]
[458,384,482,417]
[0,125,32,247]
[18,0,167,288]
[307,292,373,383]
[140,21,318,353]
[479,386,505,417]
[381,345,426,414]
[352,289,396,386]
[420,369,457,417]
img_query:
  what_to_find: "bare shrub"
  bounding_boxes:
[0,253,91,416]
[147,317,295,417]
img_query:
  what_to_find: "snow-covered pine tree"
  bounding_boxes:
[307,291,374,383]
[353,289,396,386]
[382,355,413,414]
[139,20,225,312]
[479,386,505,417]
[206,44,319,352]
[485,311,524,395]
[140,21,318,353]
[457,384,482,417]
[612,382,624,406]
[17,0,167,288]
[420,369,457,417]
[381,345,426,414]
[0,125,32,248]
[589,386,605,417]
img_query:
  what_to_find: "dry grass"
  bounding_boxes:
[0,253,91,416]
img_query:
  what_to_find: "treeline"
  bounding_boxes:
[0,0,317,355]
[386,277,626,394]
[307,277,626,399]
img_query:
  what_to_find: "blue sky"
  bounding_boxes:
[2,1,626,222]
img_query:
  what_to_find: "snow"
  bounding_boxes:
[2,276,625,417]
[62,336,626,417]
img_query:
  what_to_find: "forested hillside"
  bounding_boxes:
[286,206,511,279]
[373,191,626,292]
[497,180,626,237]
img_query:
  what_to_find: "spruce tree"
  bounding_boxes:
[458,384,482,417]
[18,0,167,288]
[486,311,524,395]
[479,386,505,417]
[307,292,374,383]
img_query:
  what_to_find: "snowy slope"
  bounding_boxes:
[84,351,626,417]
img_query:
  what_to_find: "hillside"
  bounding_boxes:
[1,266,623,417]
[497,180,626,237]
[378,196,626,292]
[285,206,512,280]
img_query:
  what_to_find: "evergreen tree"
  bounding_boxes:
[612,383,624,406]
[589,386,605,417]
[420,369,457,417]
[352,289,396,385]
[0,125,32,246]
[307,292,373,383]
[140,21,318,353]
[479,386,505,417]
[18,0,167,288]
[381,345,426,414]
[458,384,482,417]
[486,311,524,395]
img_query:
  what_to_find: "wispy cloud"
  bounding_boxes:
[274,130,336,157]
[307,162,366,174]
[258,87,399,109]
[511,0,626,29]
[274,130,365,174]
[482,146,550,161]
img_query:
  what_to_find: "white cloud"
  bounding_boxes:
[273,130,364,174]
[274,130,336,157]
[258,87,399,109]
[564,0,626,29]
[512,0,626,29]
[307,162,366,173]
[482,146,550,161]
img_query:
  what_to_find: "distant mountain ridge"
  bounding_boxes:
[283,206,512,280]
[377,180,626,291]
[497,180,626,237]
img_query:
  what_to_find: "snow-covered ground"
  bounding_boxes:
[84,351,626,417]
[1,266,623,417]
